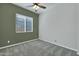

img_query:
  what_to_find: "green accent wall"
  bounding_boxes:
[0,3,39,47]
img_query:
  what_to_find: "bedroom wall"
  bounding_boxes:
[77,4,79,53]
[39,3,77,51]
[0,3,39,47]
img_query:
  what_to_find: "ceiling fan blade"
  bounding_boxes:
[38,5,46,9]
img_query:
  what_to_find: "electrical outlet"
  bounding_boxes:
[55,40,57,42]
[8,41,10,43]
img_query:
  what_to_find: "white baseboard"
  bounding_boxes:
[77,52,79,55]
[0,39,38,50]
[40,39,78,52]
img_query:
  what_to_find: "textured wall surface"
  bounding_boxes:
[0,3,39,47]
[39,3,77,50]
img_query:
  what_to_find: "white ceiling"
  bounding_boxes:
[13,3,56,14]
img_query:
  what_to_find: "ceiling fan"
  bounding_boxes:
[27,3,46,12]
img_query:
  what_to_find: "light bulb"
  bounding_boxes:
[35,6,40,10]
[33,5,37,9]
[33,5,40,10]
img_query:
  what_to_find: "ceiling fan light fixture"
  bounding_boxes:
[33,5,40,10]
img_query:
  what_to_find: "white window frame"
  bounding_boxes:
[16,13,33,33]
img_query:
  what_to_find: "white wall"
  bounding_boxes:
[39,4,78,51]
[77,4,79,53]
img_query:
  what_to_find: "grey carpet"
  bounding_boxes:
[0,39,78,56]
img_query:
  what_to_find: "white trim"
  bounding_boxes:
[77,52,79,55]
[0,39,38,50]
[40,39,78,52]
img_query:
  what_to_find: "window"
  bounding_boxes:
[16,13,33,33]
[26,17,33,32]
